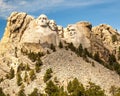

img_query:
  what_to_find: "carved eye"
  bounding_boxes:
[71,29,75,31]
[44,18,47,20]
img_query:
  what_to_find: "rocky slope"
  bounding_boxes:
[0,12,120,96]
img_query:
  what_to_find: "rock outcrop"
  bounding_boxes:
[1,12,34,43]
[92,24,120,62]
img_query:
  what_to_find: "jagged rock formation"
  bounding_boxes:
[0,12,120,96]
[92,24,120,62]
[1,12,34,43]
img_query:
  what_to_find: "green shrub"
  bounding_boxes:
[77,43,83,57]
[29,69,36,81]
[43,68,53,82]
[28,88,40,96]
[24,71,28,82]
[0,87,6,96]
[17,63,25,72]
[6,67,15,79]
[67,78,85,96]
[35,58,43,73]
[45,80,59,96]
[18,89,26,96]
[50,44,56,52]
[68,42,76,52]
[85,82,105,96]
[59,41,63,48]
[25,64,30,71]
[112,35,117,43]
[16,72,22,86]
[114,88,120,96]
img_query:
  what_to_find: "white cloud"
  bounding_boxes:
[0,0,115,19]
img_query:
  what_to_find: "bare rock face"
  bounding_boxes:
[91,24,120,62]
[92,24,120,52]
[76,21,92,38]
[1,12,34,43]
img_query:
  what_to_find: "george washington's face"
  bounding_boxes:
[37,14,48,27]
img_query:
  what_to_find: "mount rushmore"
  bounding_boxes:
[1,12,120,62]
[0,12,120,96]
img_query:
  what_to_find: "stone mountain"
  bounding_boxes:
[0,12,120,96]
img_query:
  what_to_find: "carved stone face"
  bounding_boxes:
[49,20,57,31]
[68,26,77,39]
[57,25,63,37]
[37,14,48,27]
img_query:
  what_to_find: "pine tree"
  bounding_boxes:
[18,89,26,96]
[9,67,15,79]
[50,44,56,52]
[59,41,63,48]
[28,88,40,96]
[43,68,53,82]
[29,69,36,81]
[85,82,105,96]
[16,72,22,86]
[0,87,6,96]
[77,43,83,57]
[68,42,76,52]
[45,80,59,96]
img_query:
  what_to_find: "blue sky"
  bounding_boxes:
[0,0,120,39]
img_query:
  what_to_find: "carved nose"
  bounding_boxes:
[70,32,72,35]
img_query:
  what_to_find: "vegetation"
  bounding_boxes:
[45,80,59,96]
[24,71,28,83]
[94,52,103,64]
[21,48,44,62]
[118,46,120,60]
[59,41,63,48]
[66,43,120,76]
[18,89,26,96]
[77,43,83,57]
[7,67,15,79]
[0,78,3,83]
[25,63,30,71]
[110,86,120,96]
[28,88,40,96]
[35,58,43,73]
[17,63,26,72]
[45,76,106,96]
[68,42,76,52]
[85,82,106,96]
[50,44,56,52]
[29,69,36,81]
[112,35,117,43]
[67,78,85,96]
[16,72,22,86]
[27,51,44,62]
[43,68,53,82]
[0,87,6,96]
